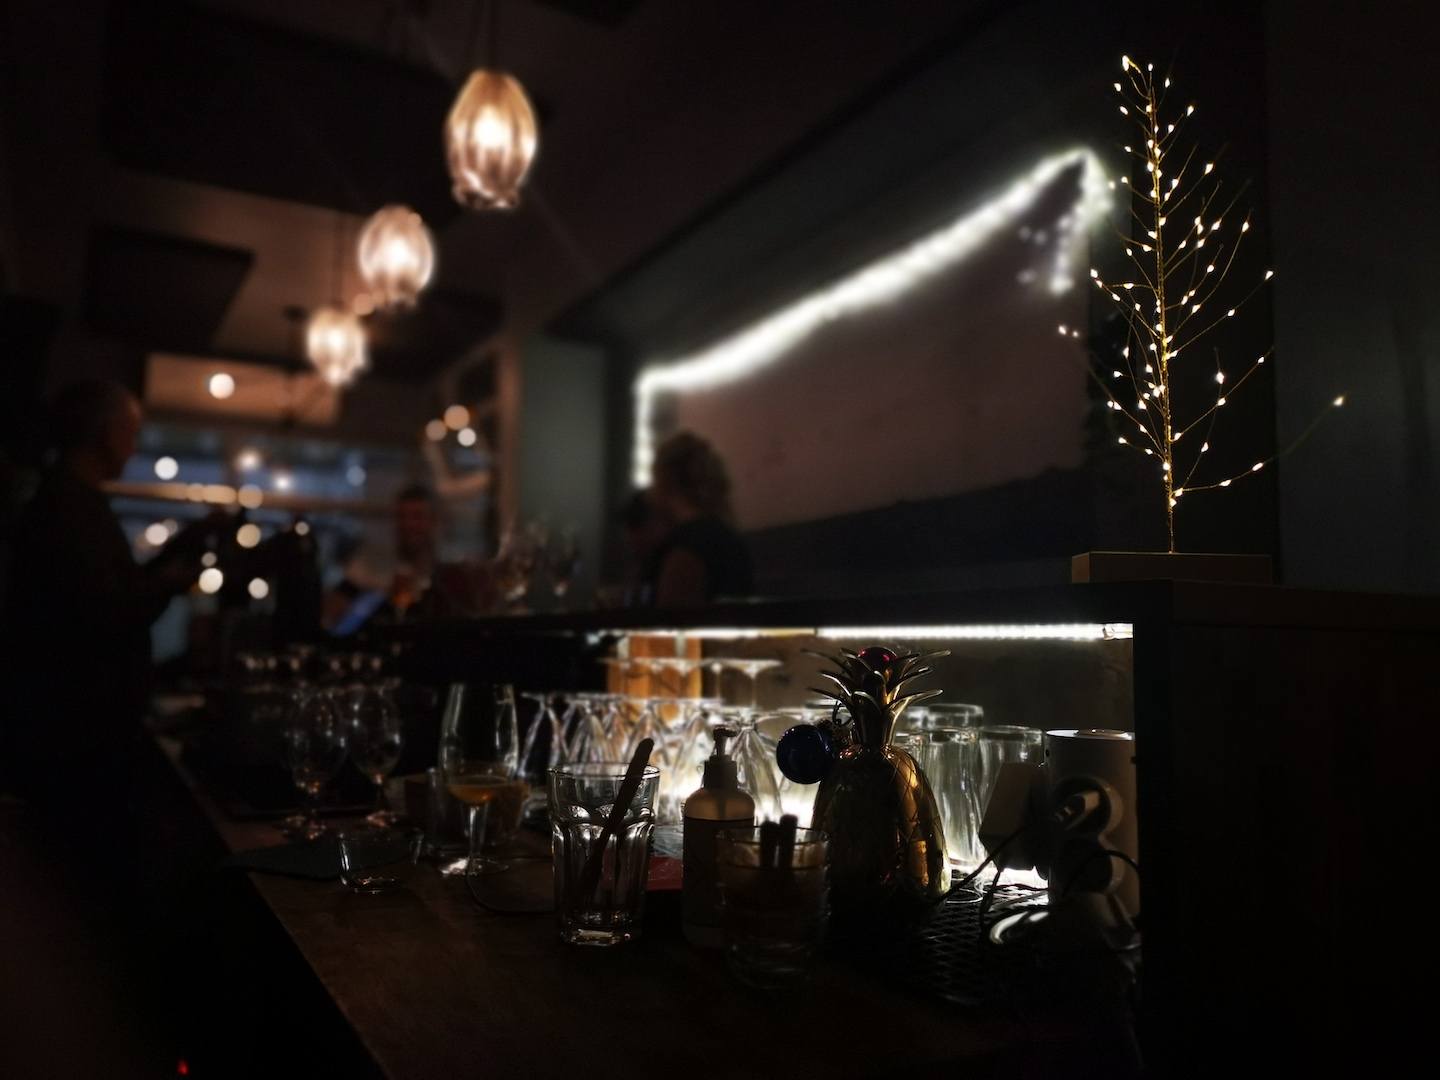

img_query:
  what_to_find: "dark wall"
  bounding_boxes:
[552,1,1284,594]
[1267,2,1440,595]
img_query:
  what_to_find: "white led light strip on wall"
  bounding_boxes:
[631,145,1111,486]
[817,623,1134,642]
[602,623,1134,643]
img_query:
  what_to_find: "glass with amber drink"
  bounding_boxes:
[438,682,525,870]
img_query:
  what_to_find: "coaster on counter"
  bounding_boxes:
[222,837,341,880]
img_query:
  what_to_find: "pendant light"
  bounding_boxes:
[306,305,367,387]
[444,1,537,210]
[307,214,368,388]
[357,204,435,310]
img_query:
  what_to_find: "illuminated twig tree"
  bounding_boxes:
[1064,55,1344,552]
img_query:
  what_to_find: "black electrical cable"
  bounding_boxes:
[1058,847,1142,903]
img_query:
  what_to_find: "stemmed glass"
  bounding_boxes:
[440,683,526,874]
[347,684,404,826]
[545,527,581,604]
[647,656,704,698]
[717,705,784,823]
[283,688,350,841]
[723,658,784,713]
[494,522,546,610]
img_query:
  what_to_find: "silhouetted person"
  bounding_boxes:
[2,381,200,813]
[617,489,670,607]
[326,484,491,630]
[650,432,753,606]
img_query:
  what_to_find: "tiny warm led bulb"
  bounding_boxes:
[1252,462,1265,472]
[1333,395,1346,407]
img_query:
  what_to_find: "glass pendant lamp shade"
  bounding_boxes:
[306,305,368,388]
[444,69,538,210]
[357,205,434,310]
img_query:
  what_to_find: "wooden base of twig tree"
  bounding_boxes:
[1071,551,1273,585]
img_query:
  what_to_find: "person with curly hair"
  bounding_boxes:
[648,431,753,607]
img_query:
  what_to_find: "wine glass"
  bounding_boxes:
[724,658,784,712]
[439,683,526,872]
[546,527,581,604]
[494,521,545,610]
[347,684,404,827]
[718,705,783,823]
[283,689,350,841]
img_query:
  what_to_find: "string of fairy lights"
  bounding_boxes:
[1060,55,1344,551]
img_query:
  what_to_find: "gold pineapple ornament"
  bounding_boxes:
[805,646,951,920]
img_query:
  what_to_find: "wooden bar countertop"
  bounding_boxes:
[156,735,1101,1079]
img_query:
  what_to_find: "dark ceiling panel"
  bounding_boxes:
[530,0,642,28]
[365,288,502,381]
[103,0,460,222]
[84,225,253,353]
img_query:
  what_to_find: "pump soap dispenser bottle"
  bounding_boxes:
[682,727,755,947]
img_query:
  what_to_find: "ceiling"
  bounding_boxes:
[2,0,979,406]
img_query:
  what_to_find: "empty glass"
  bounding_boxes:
[724,708,784,823]
[347,684,404,826]
[518,691,570,786]
[545,527,581,603]
[549,762,660,946]
[975,725,1046,816]
[718,826,829,987]
[338,825,422,893]
[893,727,983,871]
[283,689,349,841]
[906,702,985,731]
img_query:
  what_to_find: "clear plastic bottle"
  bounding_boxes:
[682,728,755,947]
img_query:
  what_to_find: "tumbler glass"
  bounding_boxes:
[894,727,983,870]
[337,826,422,893]
[548,762,660,946]
[717,826,829,987]
[975,724,1046,815]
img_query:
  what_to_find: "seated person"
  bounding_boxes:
[649,432,753,607]
[326,485,493,632]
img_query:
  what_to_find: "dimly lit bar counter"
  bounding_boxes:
[153,732,1110,1077]
[142,581,1437,1075]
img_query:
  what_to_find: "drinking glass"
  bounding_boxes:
[347,684,404,826]
[893,727,984,871]
[549,762,660,946]
[722,658,784,712]
[546,527,581,603]
[518,691,569,786]
[717,826,829,987]
[435,683,525,866]
[906,702,985,732]
[465,802,510,875]
[975,724,1046,815]
[338,825,422,893]
[440,682,519,779]
[722,707,784,823]
[283,689,349,841]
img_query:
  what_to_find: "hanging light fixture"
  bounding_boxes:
[306,305,367,388]
[307,213,368,388]
[357,204,434,310]
[444,3,538,210]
